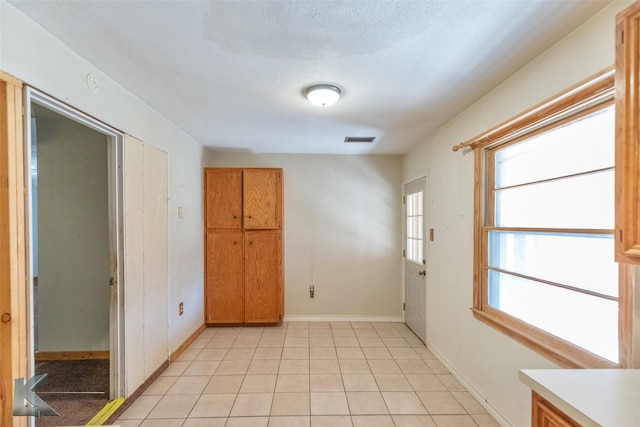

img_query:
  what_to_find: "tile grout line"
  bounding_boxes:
[119,322,495,426]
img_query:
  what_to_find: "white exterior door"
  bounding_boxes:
[404,178,427,342]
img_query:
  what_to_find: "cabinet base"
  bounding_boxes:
[206,322,282,327]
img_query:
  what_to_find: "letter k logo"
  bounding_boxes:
[13,374,59,417]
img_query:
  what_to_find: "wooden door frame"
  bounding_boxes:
[1,71,28,427]
[0,74,127,426]
[26,87,126,399]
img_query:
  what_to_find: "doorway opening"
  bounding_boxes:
[404,177,427,343]
[26,89,124,426]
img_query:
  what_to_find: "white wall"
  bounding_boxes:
[0,1,206,393]
[403,2,634,425]
[36,115,110,352]
[124,135,169,393]
[208,152,403,320]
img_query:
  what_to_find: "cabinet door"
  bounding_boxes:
[245,230,282,323]
[243,169,282,229]
[615,2,640,263]
[205,168,242,229]
[205,230,244,323]
[532,393,580,427]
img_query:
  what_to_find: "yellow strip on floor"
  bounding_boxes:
[86,397,125,425]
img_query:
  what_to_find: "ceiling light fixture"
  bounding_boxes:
[305,84,341,107]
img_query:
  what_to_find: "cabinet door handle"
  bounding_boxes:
[247,215,253,219]
[233,215,237,219]
[233,241,237,245]
[248,240,253,245]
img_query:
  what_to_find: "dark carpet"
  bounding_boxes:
[34,359,110,427]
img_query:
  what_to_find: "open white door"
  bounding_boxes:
[404,178,427,342]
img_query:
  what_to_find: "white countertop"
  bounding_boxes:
[520,369,640,427]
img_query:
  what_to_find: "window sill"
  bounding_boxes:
[471,307,618,369]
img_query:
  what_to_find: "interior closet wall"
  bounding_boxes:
[35,112,110,352]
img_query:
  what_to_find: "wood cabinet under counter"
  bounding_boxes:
[520,369,640,427]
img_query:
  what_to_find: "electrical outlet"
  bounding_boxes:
[179,302,184,316]
[310,285,314,299]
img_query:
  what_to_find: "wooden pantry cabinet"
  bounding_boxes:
[204,168,283,324]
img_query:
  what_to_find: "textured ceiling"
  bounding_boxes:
[10,1,610,154]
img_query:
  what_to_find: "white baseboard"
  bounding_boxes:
[427,344,511,427]
[284,315,403,323]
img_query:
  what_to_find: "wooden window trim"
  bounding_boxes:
[472,308,616,369]
[454,67,614,152]
[471,67,630,368]
[615,2,640,264]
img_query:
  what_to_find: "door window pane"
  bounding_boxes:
[406,191,423,263]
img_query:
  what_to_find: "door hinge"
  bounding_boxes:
[621,30,624,45]
[402,249,406,258]
[109,277,115,286]
[403,302,406,311]
[402,196,406,204]
[619,229,623,242]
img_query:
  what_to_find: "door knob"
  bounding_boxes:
[418,270,426,276]
[1,313,11,323]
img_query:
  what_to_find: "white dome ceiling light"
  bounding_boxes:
[305,84,342,107]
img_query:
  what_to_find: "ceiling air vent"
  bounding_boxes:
[344,136,376,143]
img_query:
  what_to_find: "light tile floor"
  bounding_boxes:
[116,322,500,427]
